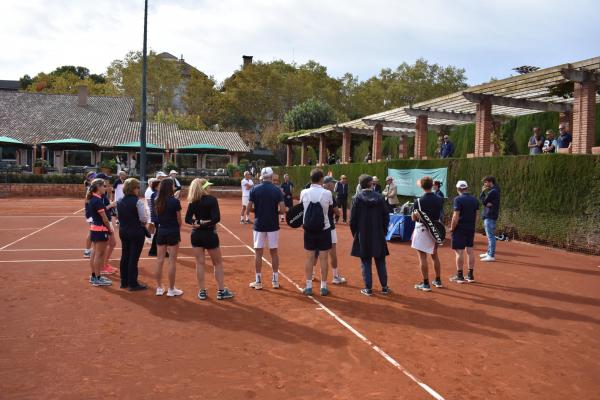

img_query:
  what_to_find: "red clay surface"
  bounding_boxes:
[0,197,599,400]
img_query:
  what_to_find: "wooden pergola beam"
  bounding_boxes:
[363,119,417,130]
[333,126,414,137]
[462,92,573,113]
[561,68,600,83]
[404,107,477,123]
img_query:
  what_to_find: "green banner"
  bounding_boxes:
[388,167,448,198]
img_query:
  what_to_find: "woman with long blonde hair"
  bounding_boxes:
[185,178,233,300]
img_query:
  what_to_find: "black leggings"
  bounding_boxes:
[119,230,145,287]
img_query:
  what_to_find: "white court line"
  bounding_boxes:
[0,245,247,252]
[0,208,85,251]
[0,255,254,263]
[0,228,39,231]
[217,222,445,400]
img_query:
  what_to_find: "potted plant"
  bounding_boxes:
[33,158,49,175]
[163,161,178,173]
[99,159,117,175]
[226,163,239,177]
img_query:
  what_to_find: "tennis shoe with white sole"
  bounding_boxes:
[271,280,280,289]
[332,276,347,285]
[156,287,165,296]
[249,281,263,290]
[167,288,183,297]
[217,288,234,300]
[480,253,489,258]
[481,255,496,262]
[414,282,432,292]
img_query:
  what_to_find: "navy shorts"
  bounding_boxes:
[451,229,475,250]
[304,229,332,251]
[90,230,109,242]
[156,231,181,246]
[191,229,220,250]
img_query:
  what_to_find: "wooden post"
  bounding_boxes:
[300,142,307,166]
[398,134,407,159]
[286,143,293,167]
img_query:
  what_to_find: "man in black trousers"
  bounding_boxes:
[350,174,391,296]
[334,175,349,223]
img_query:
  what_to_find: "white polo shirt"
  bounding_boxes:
[241,178,254,197]
[299,184,333,230]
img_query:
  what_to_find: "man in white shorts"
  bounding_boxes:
[240,171,254,224]
[247,167,285,289]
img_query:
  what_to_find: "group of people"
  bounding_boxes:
[83,169,234,301]
[528,123,573,154]
[82,162,501,301]
[236,166,500,296]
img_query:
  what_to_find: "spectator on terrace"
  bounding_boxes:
[440,135,455,158]
[528,127,544,155]
[556,123,572,150]
[372,176,382,193]
[364,152,372,163]
[543,130,557,154]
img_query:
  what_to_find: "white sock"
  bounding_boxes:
[85,248,91,252]
[273,272,279,282]
[332,268,339,278]
[305,280,313,289]
[255,273,262,283]
[321,281,327,289]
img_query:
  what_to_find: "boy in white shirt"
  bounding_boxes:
[240,171,254,224]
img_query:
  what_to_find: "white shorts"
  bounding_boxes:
[331,229,337,244]
[411,222,436,254]
[253,230,279,249]
[242,196,249,207]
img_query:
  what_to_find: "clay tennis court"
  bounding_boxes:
[0,197,599,400]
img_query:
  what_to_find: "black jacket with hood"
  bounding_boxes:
[350,189,390,259]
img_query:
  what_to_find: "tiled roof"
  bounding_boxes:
[0,80,20,91]
[0,91,249,153]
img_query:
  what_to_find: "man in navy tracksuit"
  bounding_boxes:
[334,175,349,223]
[479,176,500,262]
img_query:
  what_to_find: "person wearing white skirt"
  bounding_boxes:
[411,176,444,292]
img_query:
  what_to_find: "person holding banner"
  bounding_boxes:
[411,177,444,291]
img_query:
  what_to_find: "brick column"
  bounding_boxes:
[572,81,596,154]
[372,123,383,161]
[398,134,407,159]
[318,135,327,165]
[286,143,293,167]
[414,115,428,159]
[475,97,493,157]
[342,128,351,163]
[300,142,307,166]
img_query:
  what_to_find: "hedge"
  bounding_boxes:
[1,173,242,187]
[278,154,600,254]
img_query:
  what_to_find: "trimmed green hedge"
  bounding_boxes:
[2,174,242,187]
[279,154,600,254]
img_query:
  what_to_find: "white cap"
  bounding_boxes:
[456,180,469,189]
[169,170,178,175]
[156,171,167,178]
[261,167,273,177]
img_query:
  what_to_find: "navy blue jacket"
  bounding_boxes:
[480,186,500,220]
[441,141,454,158]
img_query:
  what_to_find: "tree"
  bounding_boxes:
[284,97,335,131]
[21,65,117,95]
[107,51,182,118]
[183,69,221,127]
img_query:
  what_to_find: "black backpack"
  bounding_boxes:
[303,201,324,232]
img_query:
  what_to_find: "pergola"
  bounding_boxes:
[283,118,415,166]
[284,56,599,165]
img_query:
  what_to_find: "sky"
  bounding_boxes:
[1,0,599,85]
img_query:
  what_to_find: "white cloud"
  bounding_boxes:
[1,0,598,84]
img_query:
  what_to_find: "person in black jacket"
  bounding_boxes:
[185,178,234,301]
[333,175,349,223]
[479,176,500,262]
[116,178,148,291]
[350,174,390,296]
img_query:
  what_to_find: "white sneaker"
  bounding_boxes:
[332,276,347,285]
[249,281,263,290]
[479,253,488,258]
[481,255,496,262]
[167,288,184,297]
[272,280,280,289]
[83,249,91,258]
[156,287,165,296]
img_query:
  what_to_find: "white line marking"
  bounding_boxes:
[0,217,69,250]
[0,245,247,252]
[0,255,255,263]
[0,228,40,231]
[217,222,445,400]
